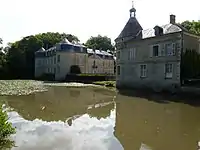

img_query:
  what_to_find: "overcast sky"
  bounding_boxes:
[0,0,199,45]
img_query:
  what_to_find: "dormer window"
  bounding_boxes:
[154,26,163,36]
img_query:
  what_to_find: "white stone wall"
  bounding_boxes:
[35,51,115,80]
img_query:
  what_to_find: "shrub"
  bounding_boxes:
[70,65,81,74]
[0,105,16,149]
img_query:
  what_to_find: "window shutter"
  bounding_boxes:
[149,45,153,57]
[158,45,162,56]
[172,43,176,56]
[161,44,165,56]
[128,49,130,60]
[133,48,136,59]
[164,64,166,74]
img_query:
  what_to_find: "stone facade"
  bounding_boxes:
[35,39,115,81]
[115,6,200,92]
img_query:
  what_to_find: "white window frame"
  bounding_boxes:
[165,63,173,79]
[140,64,147,78]
[165,43,176,56]
[128,48,136,60]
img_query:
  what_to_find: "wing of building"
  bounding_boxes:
[115,4,200,92]
[34,39,115,81]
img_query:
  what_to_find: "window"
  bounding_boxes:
[117,51,120,60]
[37,60,41,66]
[57,55,60,63]
[117,66,120,75]
[128,48,136,60]
[140,64,147,78]
[153,45,159,56]
[165,43,175,56]
[79,56,84,64]
[54,68,56,74]
[54,56,56,64]
[165,63,173,78]
[57,65,60,73]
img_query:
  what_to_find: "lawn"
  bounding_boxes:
[0,80,47,96]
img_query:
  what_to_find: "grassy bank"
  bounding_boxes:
[92,81,116,87]
[0,80,47,96]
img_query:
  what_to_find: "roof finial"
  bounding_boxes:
[129,1,136,18]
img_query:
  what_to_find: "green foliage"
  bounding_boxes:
[181,21,200,35]
[0,105,16,149]
[3,32,79,79]
[181,49,200,79]
[70,65,81,74]
[85,35,115,51]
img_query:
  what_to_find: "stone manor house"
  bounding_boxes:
[35,39,115,80]
[115,5,200,92]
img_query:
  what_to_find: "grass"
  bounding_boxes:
[92,81,116,87]
[0,80,47,96]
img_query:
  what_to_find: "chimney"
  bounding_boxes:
[170,14,176,24]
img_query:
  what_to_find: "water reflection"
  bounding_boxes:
[115,94,200,150]
[4,87,122,150]
[3,86,200,150]
[5,87,115,121]
[8,107,123,150]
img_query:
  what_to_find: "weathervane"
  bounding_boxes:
[132,1,134,8]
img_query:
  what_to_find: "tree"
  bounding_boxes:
[181,21,200,35]
[85,35,115,51]
[0,104,16,149]
[5,32,80,79]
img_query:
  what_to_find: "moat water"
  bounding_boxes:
[1,86,200,150]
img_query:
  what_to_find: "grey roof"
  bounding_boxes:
[116,17,143,40]
[86,49,113,56]
[37,47,46,52]
[141,23,182,39]
[60,38,72,44]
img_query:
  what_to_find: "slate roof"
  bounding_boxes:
[87,49,113,56]
[141,23,182,39]
[116,15,190,42]
[36,47,46,53]
[116,17,143,40]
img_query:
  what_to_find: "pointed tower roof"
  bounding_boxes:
[115,2,143,41]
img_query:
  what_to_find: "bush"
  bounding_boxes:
[0,105,16,149]
[65,74,115,83]
[70,65,81,74]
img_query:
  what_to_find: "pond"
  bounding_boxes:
[1,85,200,150]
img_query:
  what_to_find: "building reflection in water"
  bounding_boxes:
[5,87,116,121]
[114,93,200,150]
[6,89,124,150]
